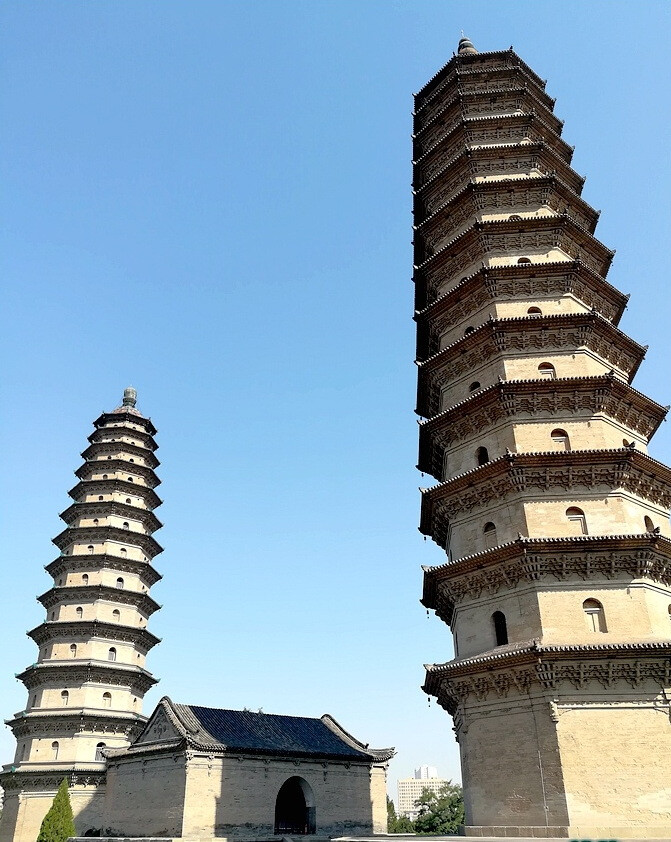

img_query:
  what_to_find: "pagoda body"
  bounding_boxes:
[415,39,671,837]
[0,389,162,842]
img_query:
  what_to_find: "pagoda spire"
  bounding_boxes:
[0,391,163,841]
[457,35,477,55]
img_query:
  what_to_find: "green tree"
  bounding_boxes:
[36,779,76,842]
[413,782,464,834]
[386,796,414,833]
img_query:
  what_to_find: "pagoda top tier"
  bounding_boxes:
[415,39,547,111]
[94,387,157,435]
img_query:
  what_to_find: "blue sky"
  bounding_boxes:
[1,0,670,798]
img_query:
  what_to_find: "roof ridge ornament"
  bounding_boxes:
[122,386,137,408]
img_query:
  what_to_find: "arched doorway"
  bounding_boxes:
[274,776,316,835]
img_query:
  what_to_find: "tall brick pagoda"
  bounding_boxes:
[0,389,162,841]
[415,38,671,837]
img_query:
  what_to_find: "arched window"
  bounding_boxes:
[476,446,490,466]
[108,647,116,662]
[122,521,129,530]
[82,574,89,585]
[509,214,522,221]
[127,477,133,482]
[112,609,121,623]
[517,257,532,264]
[645,516,655,532]
[566,506,588,535]
[492,611,508,646]
[551,429,570,450]
[102,692,112,709]
[93,518,99,527]
[95,742,107,762]
[76,607,83,620]
[527,306,542,315]
[51,741,59,760]
[583,598,607,632]
[538,362,557,379]
[102,474,108,480]
[70,644,77,658]
[125,498,131,504]
[464,325,475,336]
[120,548,127,556]
[87,545,94,554]
[116,577,124,589]
[61,690,69,706]
[98,495,103,501]
[469,381,481,393]
[483,522,498,550]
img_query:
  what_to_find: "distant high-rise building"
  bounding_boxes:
[415,764,438,780]
[414,37,671,837]
[397,771,449,820]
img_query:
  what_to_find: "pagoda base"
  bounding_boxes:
[0,774,106,842]
[463,826,671,840]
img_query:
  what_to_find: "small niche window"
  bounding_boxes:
[93,518,99,527]
[69,644,77,658]
[95,742,107,761]
[127,477,133,482]
[551,429,570,451]
[508,214,522,221]
[645,516,655,532]
[102,474,108,480]
[492,611,508,646]
[61,690,69,706]
[87,545,94,554]
[527,306,542,315]
[538,362,556,380]
[112,609,121,623]
[583,598,607,632]
[108,647,117,662]
[120,547,127,556]
[469,381,481,393]
[122,521,129,530]
[98,495,103,501]
[125,498,131,504]
[517,257,532,265]
[102,692,112,709]
[82,574,89,585]
[76,607,83,620]
[116,577,124,589]
[476,446,490,466]
[51,741,59,760]
[566,506,588,535]
[483,522,498,550]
